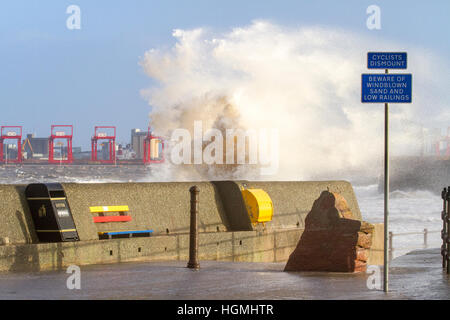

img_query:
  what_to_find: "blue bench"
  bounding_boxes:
[98,230,153,239]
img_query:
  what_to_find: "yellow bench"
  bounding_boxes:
[90,205,153,239]
[90,205,131,223]
[89,205,129,214]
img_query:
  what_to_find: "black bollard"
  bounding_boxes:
[446,187,450,274]
[443,187,449,271]
[187,186,200,269]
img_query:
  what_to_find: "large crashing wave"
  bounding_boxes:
[140,21,450,181]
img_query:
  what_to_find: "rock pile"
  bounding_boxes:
[284,191,374,272]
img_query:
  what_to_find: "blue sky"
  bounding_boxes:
[0,0,449,148]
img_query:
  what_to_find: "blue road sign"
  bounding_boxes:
[367,52,407,69]
[361,73,412,103]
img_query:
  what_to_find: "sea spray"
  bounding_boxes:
[140,21,450,181]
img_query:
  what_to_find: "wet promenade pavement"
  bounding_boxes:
[0,249,448,300]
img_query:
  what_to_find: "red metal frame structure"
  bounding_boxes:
[143,127,164,164]
[0,126,22,163]
[49,125,73,164]
[435,142,450,157]
[435,127,450,157]
[91,126,116,164]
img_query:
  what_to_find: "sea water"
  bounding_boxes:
[353,183,442,259]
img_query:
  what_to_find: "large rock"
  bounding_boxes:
[284,191,374,273]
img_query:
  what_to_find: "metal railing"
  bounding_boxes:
[442,187,450,274]
[388,228,440,261]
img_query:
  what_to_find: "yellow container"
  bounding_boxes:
[241,189,273,225]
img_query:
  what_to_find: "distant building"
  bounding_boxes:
[2,144,18,160]
[23,134,48,159]
[423,128,442,156]
[73,151,91,160]
[131,129,147,159]
[73,147,91,160]
[100,143,112,160]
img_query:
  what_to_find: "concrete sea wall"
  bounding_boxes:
[0,181,382,272]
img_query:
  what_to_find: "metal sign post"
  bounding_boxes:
[361,52,411,293]
[383,69,389,292]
